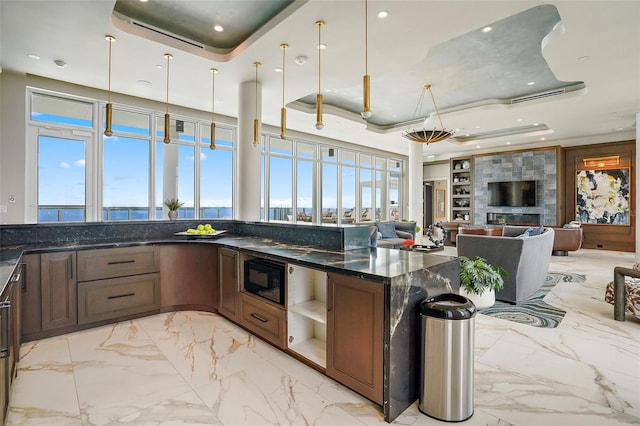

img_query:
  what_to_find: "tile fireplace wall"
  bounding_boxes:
[473,149,558,226]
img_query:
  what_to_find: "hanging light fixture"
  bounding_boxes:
[209,67,218,150]
[253,61,261,146]
[280,43,288,138]
[104,34,116,136]
[361,0,372,119]
[163,53,173,144]
[315,20,325,130]
[402,84,454,144]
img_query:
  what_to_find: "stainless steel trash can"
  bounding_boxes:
[419,293,476,422]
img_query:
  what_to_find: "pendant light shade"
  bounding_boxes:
[253,61,261,146]
[315,20,325,131]
[210,67,218,150]
[361,0,372,119]
[163,53,173,144]
[104,34,116,137]
[402,84,454,144]
[280,43,288,138]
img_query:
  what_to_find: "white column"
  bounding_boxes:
[636,112,640,261]
[408,142,424,243]
[237,80,262,221]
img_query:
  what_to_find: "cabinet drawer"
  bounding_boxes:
[77,246,160,282]
[78,273,160,325]
[239,293,286,348]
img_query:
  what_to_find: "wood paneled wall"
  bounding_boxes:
[563,140,635,252]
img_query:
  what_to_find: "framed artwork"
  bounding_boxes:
[576,168,630,225]
[435,188,446,220]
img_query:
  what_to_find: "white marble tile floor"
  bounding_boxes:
[7,248,640,425]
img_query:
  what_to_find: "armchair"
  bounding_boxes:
[456,226,554,303]
[375,221,416,249]
[605,264,640,321]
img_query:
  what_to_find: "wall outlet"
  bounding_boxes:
[8,195,16,203]
[0,205,7,213]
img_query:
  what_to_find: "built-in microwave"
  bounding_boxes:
[243,258,285,305]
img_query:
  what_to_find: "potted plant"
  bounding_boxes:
[459,256,508,309]
[164,198,184,220]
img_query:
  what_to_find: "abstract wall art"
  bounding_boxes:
[576,168,629,225]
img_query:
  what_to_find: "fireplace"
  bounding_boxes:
[487,213,541,226]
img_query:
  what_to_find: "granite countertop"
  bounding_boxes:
[0,234,455,292]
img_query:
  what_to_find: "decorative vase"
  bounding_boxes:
[459,287,495,309]
[168,210,178,221]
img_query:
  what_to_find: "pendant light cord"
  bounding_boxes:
[318,23,322,94]
[107,39,112,103]
[364,0,368,76]
[211,69,216,118]
[281,45,286,108]
[165,54,171,114]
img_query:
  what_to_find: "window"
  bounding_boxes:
[37,135,86,222]
[200,125,234,219]
[28,90,236,223]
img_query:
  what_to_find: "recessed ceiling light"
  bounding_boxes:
[274,67,283,73]
[527,81,535,86]
[317,43,327,50]
[476,145,481,149]
[475,125,481,129]
[516,118,523,122]
[427,154,435,159]
[156,64,163,69]
[377,10,388,19]
[481,26,492,33]
[324,88,332,92]
[540,137,546,141]
[139,0,148,2]
[533,122,539,126]
[617,127,624,131]
[27,53,40,59]
[295,55,307,65]
[578,55,589,61]
[506,142,511,145]
[214,25,224,32]
[136,79,151,86]
[53,59,67,68]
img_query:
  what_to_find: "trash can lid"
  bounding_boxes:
[420,293,476,319]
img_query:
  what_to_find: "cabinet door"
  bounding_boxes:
[159,245,217,311]
[218,248,239,320]
[41,251,77,331]
[9,264,22,383]
[21,254,42,341]
[326,273,383,405]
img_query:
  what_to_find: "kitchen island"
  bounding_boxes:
[0,221,459,422]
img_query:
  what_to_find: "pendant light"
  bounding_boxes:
[280,43,288,138]
[253,61,261,146]
[361,0,372,119]
[209,67,218,150]
[315,20,325,130]
[104,34,116,136]
[163,53,173,144]
[401,84,453,144]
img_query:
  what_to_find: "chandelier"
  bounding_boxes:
[402,84,453,144]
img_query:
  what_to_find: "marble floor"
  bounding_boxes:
[7,248,640,426]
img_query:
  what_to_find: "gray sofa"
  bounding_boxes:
[456,226,555,304]
[374,221,417,249]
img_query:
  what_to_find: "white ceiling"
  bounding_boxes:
[1,0,638,161]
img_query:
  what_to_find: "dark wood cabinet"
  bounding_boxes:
[40,251,77,331]
[218,247,239,320]
[238,292,286,348]
[326,272,383,405]
[77,246,161,326]
[21,254,41,341]
[159,245,217,311]
[1,263,23,424]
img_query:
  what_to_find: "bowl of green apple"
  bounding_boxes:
[175,224,226,238]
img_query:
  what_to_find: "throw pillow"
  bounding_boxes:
[377,222,397,239]
[516,232,530,238]
[396,230,413,239]
[528,226,544,236]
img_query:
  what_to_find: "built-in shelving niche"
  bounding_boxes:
[287,265,327,368]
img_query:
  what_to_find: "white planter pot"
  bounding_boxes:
[459,287,496,309]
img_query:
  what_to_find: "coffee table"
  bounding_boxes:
[401,244,445,253]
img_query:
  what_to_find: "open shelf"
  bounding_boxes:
[289,337,326,368]
[289,300,326,324]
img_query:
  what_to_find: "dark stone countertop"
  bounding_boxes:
[1,234,457,292]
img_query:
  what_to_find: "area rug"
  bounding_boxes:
[478,272,586,328]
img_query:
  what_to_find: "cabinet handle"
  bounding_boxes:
[107,292,135,300]
[10,273,20,283]
[69,254,74,280]
[250,312,268,323]
[0,301,10,359]
[107,260,136,265]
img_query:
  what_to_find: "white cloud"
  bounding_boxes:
[59,162,70,168]
[74,159,85,167]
